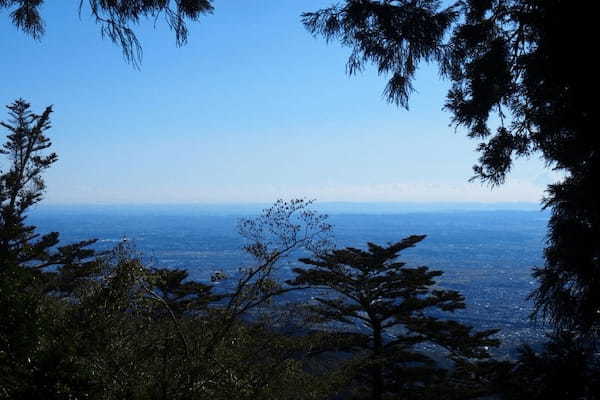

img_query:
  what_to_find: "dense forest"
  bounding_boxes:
[2,1,598,399]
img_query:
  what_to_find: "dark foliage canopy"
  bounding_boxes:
[503,332,600,400]
[303,0,598,336]
[0,100,339,399]
[0,0,214,66]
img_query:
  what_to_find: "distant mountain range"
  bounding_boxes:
[33,201,546,217]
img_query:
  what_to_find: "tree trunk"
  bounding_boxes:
[372,323,384,400]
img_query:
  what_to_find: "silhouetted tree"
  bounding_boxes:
[303,0,598,337]
[288,235,500,400]
[1,0,214,66]
[0,99,95,274]
[230,198,334,315]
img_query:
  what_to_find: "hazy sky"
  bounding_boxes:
[0,1,558,204]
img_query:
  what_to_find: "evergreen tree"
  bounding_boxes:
[302,0,598,337]
[0,99,95,276]
[288,235,499,400]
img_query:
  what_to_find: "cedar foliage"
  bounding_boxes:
[1,0,214,66]
[303,0,598,338]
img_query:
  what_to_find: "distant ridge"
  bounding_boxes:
[313,201,542,214]
[33,201,544,217]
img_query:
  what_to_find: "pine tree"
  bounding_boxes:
[288,235,500,400]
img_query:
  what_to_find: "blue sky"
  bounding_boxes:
[0,1,557,204]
